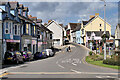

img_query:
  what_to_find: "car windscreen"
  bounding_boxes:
[23,52,26,55]
[5,52,14,57]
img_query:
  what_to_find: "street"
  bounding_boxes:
[1,43,119,80]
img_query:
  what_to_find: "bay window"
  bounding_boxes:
[14,25,17,35]
[5,22,9,34]
[34,26,36,35]
[26,24,29,34]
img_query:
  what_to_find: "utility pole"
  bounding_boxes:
[101,0,106,60]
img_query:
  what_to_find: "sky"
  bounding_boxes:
[19,1,118,35]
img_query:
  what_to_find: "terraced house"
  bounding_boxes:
[0,2,53,59]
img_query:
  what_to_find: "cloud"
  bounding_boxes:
[21,2,118,35]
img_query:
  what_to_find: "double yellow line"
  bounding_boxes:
[0,73,8,78]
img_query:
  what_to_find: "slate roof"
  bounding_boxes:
[41,24,53,33]
[69,23,80,30]
[0,2,8,5]
[65,25,68,30]
[118,24,120,28]
[82,16,95,26]
[36,19,42,23]
[29,16,37,22]
[59,24,63,27]
[9,2,19,10]
[86,31,110,37]
[72,23,81,33]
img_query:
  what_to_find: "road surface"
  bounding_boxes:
[1,43,119,80]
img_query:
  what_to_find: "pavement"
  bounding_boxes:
[0,43,120,80]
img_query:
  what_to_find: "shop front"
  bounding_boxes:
[32,38,37,54]
[6,39,20,51]
[21,36,32,52]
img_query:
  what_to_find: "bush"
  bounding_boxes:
[89,51,93,56]
[103,58,120,66]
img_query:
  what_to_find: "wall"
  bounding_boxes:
[0,21,2,62]
[47,22,63,46]
[83,17,111,44]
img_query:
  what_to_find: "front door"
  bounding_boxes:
[33,45,35,55]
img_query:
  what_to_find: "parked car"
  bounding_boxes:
[4,51,24,64]
[21,51,28,61]
[26,51,34,61]
[41,50,48,58]
[34,52,43,60]
[45,49,54,57]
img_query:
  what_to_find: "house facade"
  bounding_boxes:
[0,2,22,58]
[0,9,2,60]
[0,2,53,60]
[115,24,120,48]
[71,23,81,43]
[81,13,111,46]
[67,23,78,42]
[46,20,63,46]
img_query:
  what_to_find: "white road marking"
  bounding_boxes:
[56,61,64,68]
[70,69,81,73]
[96,76,116,78]
[58,64,64,68]
[72,63,77,66]
[96,76,102,78]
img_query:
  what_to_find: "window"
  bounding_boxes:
[9,22,12,34]
[38,31,40,34]
[18,25,20,35]
[50,34,52,39]
[6,6,8,12]
[10,10,15,15]
[100,29,102,31]
[26,24,29,34]
[5,22,9,34]
[14,25,17,35]
[0,12,2,20]
[82,29,84,34]
[100,24,102,27]
[34,26,36,35]
[0,6,5,11]
[29,24,31,35]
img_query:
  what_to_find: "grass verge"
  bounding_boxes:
[85,56,119,70]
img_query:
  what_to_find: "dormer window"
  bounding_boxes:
[10,10,15,15]
[0,6,5,11]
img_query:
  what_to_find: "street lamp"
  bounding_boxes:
[101,0,106,60]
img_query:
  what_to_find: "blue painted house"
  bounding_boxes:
[71,23,82,44]
[0,2,20,56]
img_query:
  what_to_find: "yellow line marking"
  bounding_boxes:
[7,72,120,75]
[0,73,8,78]
[8,72,76,75]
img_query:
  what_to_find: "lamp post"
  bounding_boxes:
[101,0,106,60]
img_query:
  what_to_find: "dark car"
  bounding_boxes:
[34,52,43,60]
[4,51,24,64]
[41,50,48,58]
[26,51,34,61]
[21,51,28,61]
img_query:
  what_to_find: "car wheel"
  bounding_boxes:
[16,60,19,64]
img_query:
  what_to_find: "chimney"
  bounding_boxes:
[95,13,99,16]
[48,20,52,23]
[90,15,95,19]
[28,15,32,17]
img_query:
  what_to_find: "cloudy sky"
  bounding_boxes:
[20,2,118,35]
